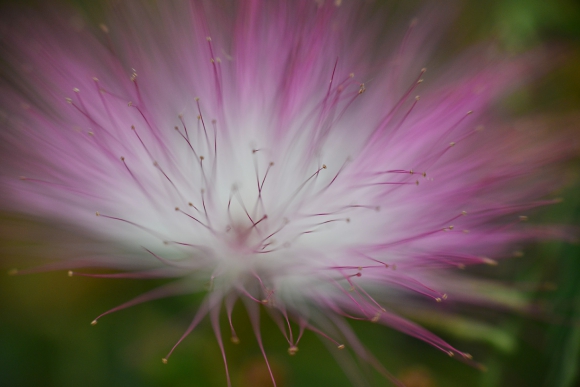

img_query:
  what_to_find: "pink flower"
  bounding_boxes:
[0,1,565,386]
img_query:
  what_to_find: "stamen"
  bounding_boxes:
[206,37,224,108]
[175,207,212,231]
[174,125,200,159]
[286,164,327,207]
[131,125,154,160]
[164,300,210,362]
[130,68,144,106]
[153,161,186,202]
[96,212,167,240]
[368,67,426,143]
[91,282,193,326]
[195,98,212,152]
[243,299,277,387]
[178,114,189,140]
[225,293,239,344]
[209,297,232,387]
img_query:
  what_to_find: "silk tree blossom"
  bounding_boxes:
[0,1,566,386]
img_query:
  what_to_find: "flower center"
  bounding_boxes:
[222,217,267,255]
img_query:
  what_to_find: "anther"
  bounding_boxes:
[449,142,456,147]
[231,336,240,344]
[120,156,125,161]
[99,24,109,33]
[337,344,345,350]
[91,320,98,326]
[7,268,18,276]
[161,358,168,364]
[95,212,100,216]
[519,215,528,221]
[65,98,72,104]
[288,346,299,356]
[482,258,498,266]
[68,270,74,277]
[462,210,467,215]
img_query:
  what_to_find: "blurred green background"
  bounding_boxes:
[1,0,580,386]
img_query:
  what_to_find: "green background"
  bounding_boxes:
[1,0,579,386]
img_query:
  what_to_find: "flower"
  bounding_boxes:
[0,1,565,386]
